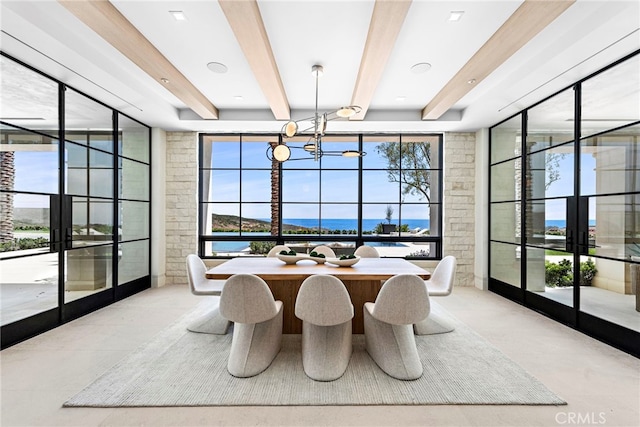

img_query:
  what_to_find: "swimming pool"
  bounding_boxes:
[363,242,408,247]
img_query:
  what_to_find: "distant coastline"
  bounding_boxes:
[212,214,595,233]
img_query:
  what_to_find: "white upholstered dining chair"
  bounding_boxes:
[267,245,291,257]
[311,245,336,258]
[295,274,354,381]
[219,274,283,378]
[185,254,231,335]
[354,245,380,258]
[414,255,457,335]
[364,274,430,380]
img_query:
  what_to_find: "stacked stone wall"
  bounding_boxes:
[443,132,476,286]
[165,132,198,285]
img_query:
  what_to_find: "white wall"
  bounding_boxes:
[474,128,489,290]
[151,128,167,287]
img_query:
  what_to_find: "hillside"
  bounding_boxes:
[212,214,313,232]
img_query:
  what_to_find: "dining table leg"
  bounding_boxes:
[342,279,383,334]
[265,278,382,334]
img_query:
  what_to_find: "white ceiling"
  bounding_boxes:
[1,0,639,133]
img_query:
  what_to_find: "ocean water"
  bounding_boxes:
[210,218,429,253]
[545,220,596,228]
[278,218,430,231]
[210,219,597,252]
[281,219,597,230]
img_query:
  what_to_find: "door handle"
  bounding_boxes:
[50,229,60,252]
[578,232,586,246]
[565,229,573,251]
[65,228,73,248]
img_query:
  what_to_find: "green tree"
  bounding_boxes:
[385,205,394,223]
[375,141,431,202]
[545,152,567,190]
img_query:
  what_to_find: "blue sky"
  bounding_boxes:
[206,140,430,219]
[12,142,598,221]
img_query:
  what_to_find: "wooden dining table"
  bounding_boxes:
[206,256,430,334]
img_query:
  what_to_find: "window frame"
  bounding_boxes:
[198,133,443,259]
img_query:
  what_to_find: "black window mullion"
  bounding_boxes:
[239,136,243,236]
[521,111,528,296]
[573,83,582,321]
[112,110,119,294]
[57,83,66,321]
[357,134,364,247]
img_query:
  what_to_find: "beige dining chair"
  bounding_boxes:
[414,255,457,335]
[267,245,291,257]
[219,274,283,378]
[364,274,430,380]
[295,274,354,381]
[185,254,231,335]
[311,245,336,258]
[354,245,380,258]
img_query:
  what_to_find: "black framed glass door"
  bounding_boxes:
[0,53,151,348]
[489,50,640,357]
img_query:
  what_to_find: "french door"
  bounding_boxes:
[1,53,151,348]
[489,51,640,357]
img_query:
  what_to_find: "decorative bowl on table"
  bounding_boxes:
[275,251,304,265]
[325,255,361,267]
[308,251,327,264]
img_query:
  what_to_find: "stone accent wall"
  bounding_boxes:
[165,132,198,285]
[443,132,476,287]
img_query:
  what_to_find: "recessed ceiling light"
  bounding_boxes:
[396,96,406,102]
[160,78,170,84]
[207,62,228,74]
[169,11,187,21]
[410,63,431,74]
[448,11,464,21]
[467,78,477,85]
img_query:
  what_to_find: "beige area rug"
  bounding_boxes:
[64,301,566,407]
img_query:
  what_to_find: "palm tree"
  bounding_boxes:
[0,151,15,242]
[269,141,279,237]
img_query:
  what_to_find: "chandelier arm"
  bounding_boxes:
[270,65,367,162]
[283,156,320,161]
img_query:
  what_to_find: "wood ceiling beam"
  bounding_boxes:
[58,0,218,119]
[349,0,412,121]
[422,0,575,120]
[218,0,290,120]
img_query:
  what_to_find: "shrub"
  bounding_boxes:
[544,258,598,287]
[249,241,275,255]
[579,258,597,286]
[545,259,573,287]
[0,237,50,253]
[407,249,429,258]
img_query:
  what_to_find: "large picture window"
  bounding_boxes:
[199,134,442,258]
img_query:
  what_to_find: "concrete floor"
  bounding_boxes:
[536,286,639,332]
[1,285,638,427]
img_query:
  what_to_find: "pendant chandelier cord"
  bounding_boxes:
[314,69,320,161]
[266,64,365,162]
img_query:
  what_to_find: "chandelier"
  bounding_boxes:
[266,64,366,162]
